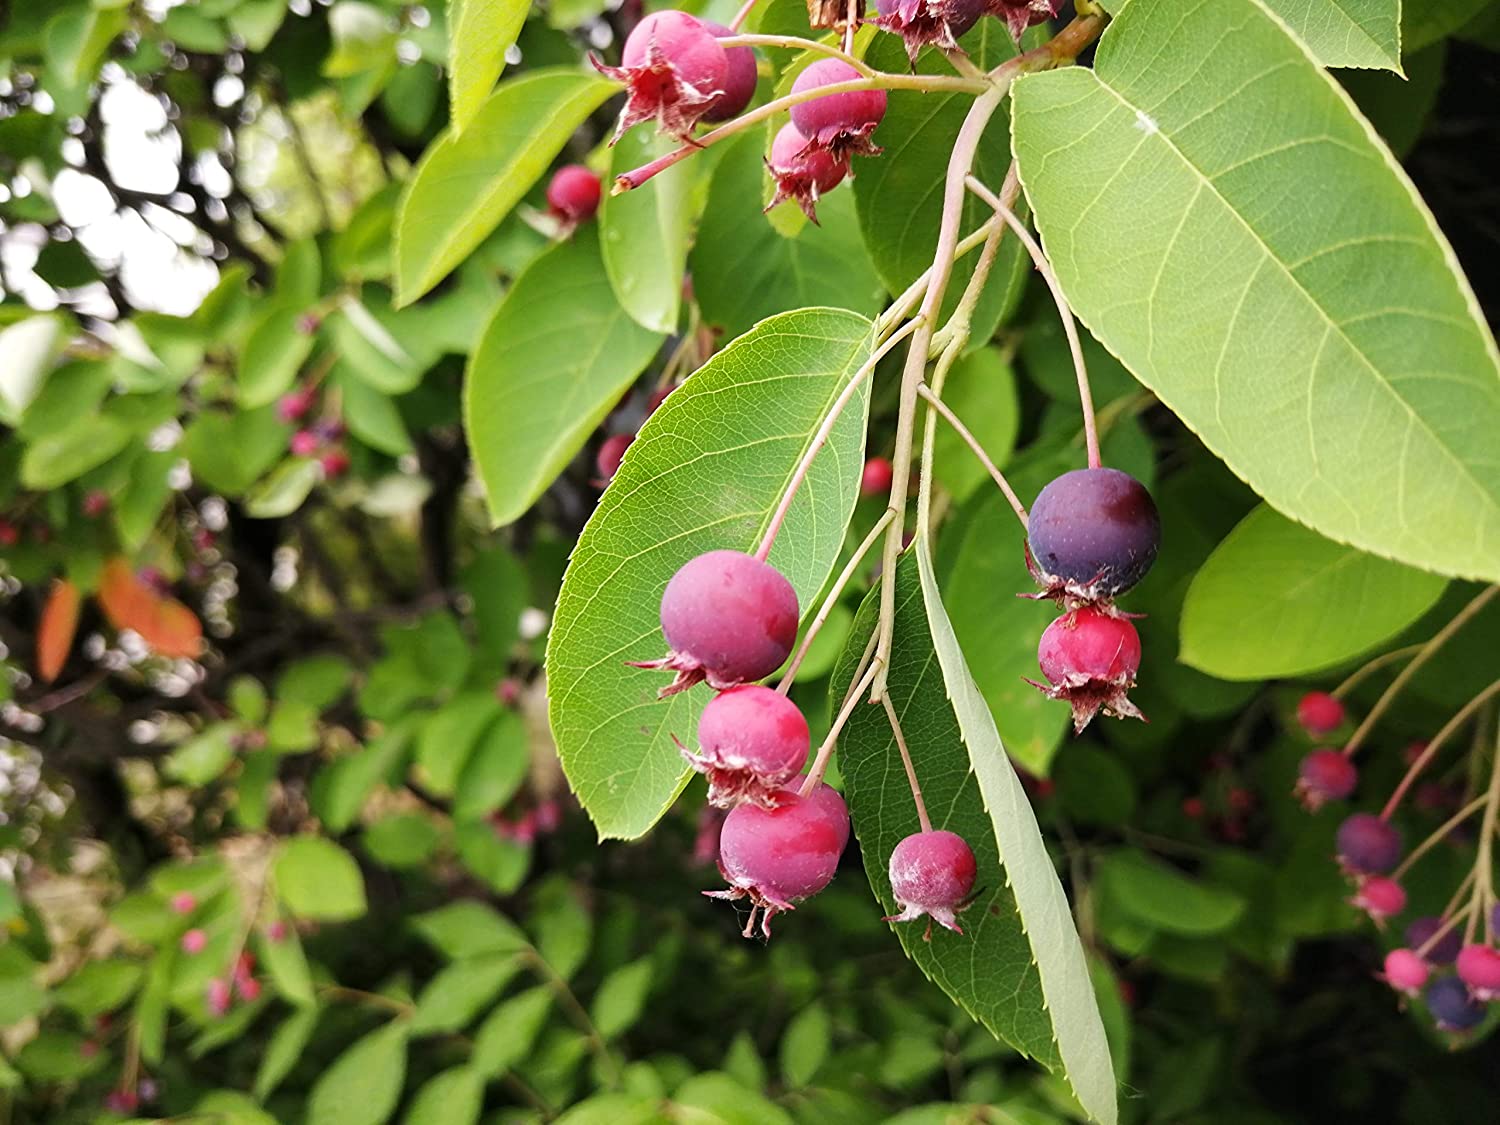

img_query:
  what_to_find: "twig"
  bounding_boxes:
[801,652,881,795]
[916,384,1028,529]
[882,693,931,832]
[715,34,875,75]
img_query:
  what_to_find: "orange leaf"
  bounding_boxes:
[36,578,81,684]
[96,557,204,660]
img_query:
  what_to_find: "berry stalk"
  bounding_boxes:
[801,654,882,796]
[965,174,1099,469]
[1391,796,1487,883]
[1344,585,1498,759]
[714,34,877,75]
[1331,642,1423,700]
[1381,679,1500,819]
[875,215,1000,340]
[881,693,933,832]
[1467,722,1500,943]
[916,384,1029,529]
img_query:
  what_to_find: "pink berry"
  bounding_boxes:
[629,549,799,696]
[1350,875,1406,922]
[596,433,633,482]
[1027,606,1144,732]
[1182,796,1205,820]
[206,977,232,1017]
[314,417,346,442]
[680,684,810,807]
[874,0,986,61]
[789,60,887,158]
[1457,944,1500,1001]
[1296,691,1345,736]
[699,20,757,122]
[645,383,676,416]
[885,829,977,938]
[765,122,848,223]
[534,799,562,832]
[694,804,727,867]
[546,164,603,225]
[169,892,197,915]
[861,456,894,498]
[594,11,730,142]
[320,450,351,477]
[79,1039,100,1058]
[266,920,288,942]
[236,975,262,1002]
[83,490,110,518]
[180,928,207,955]
[276,388,315,423]
[495,678,523,707]
[1295,749,1357,810]
[0,520,17,547]
[1382,948,1428,997]
[104,1088,140,1114]
[1335,813,1401,875]
[707,782,849,939]
[290,430,319,457]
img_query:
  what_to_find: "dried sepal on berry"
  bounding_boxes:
[873,0,986,62]
[764,122,848,223]
[678,685,810,808]
[1026,606,1145,732]
[591,11,729,143]
[986,0,1062,42]
[884,829,978,940]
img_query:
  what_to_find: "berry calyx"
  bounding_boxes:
[1335,813,1402,875]
[1350,875,1405,922]
[699,20,757,122]
[1456,944,1500,1001]
[874,0,985,62]
[884,829,977,939]
[860,456,894,498]
[788,60,887,160]
[1027,606,1144,732]
[595,433,633,483]
[1424,976,1486,1032]
[546,164,603,226]
[707,782,849,938]
[593,11,729,142]
[679,684,810,808]
[1295,748,1357,811]
[1382,948,1428,997]
[1405,916,1462,964]
[1296,691,1345,736]
[629,549,799,697]
[765,122,848,223]
[1025,467,1160,604]
[987,0,1062,42]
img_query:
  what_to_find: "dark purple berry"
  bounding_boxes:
[874,0,985,62]
[789,60,887,159]
[1027,606,1144,732]
[1335,813,1401,874]
[1405,915,1462,964]
[628,549,799,696]
[593,11,729,142]
[706,782,849,938]
[765,122,848,223]
[1026,468,1160,602]
[1424,976,1486,1032]
[1295,749,1356,810]
[699,20,757,122]
[885,829,977,938]
[680,684,810,807]
[547,164,602,225]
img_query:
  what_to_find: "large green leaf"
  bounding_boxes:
[239,305,315,408]
[831,549,1115,1124]
[1095,850,1246,937]
[546,309,874,839]
[447,0,529,133]
[1012,0,1500,583]
[1179,505,1448,679]
[393,70,617,305]
[306,1020,410,1125]
[1403,0,1494,50]
[274,837,367,922]
[466,227,664,526]
[1261,0,1401,70]
[854,28,1029,341]
[689,133,885,341]
[405,1066,484,1125]
[600,127,699,333]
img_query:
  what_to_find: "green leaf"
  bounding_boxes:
[311,721,415,832]
[245,458,321,519]
[279,654,354,709]
[471,986,553,1077]
[412,901,528,959]
[451,710,531,820]
[529,877,592,981]
[454,822,531,893]
[20,415,131,489]
[52,960,142,1018]
[854,27,1029,341]
[1180,505,1449,679]
[257,925,316,1007]
[546,309,874,839]
[180,406,289,497]
[600,127,699,333]
[239,306,315,408]
[306,1020,409,1125]
[415,692,504,796]
[45,6,127,86]
[405,1066,484,1125]
[410,953,522,1034]
[163,723,239,786]
[1260,0,1402,70]
[447,0,528,133]
[554,1095,662,1125]
[1403,0,1493,51]
[364,812,442,868]
[833,548,1117,1125]
[779,1002,831,1088]
[690,133,885,341]
[1095,850,1247,937]
[466,227,664,527]
[394,69,617,305]
[674,1072,796,1125]
[274,837,367,922]
[253,1007,319,1101]
[930,346,1020,503]
[337,367,414,456]
[1012,0,1500,583]
[589,957,652,1039]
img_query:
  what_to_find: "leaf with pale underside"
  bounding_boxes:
[1260,0,1402,71]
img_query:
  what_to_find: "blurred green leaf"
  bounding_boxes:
[411,953,521,1035]
[306,1019,410,1125]
[779,1003,831,1088]
[590,958,653,1039]
[472,986,553,1077]
[412,901,528,960]
[405,1065,484,1125]
[447,0,529,132]
[274,837,368,922]
[1096,850,1247,937]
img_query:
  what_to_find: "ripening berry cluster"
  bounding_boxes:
[1022,468,1162,732]
[276,384,351,479]
[633,549,976,940]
